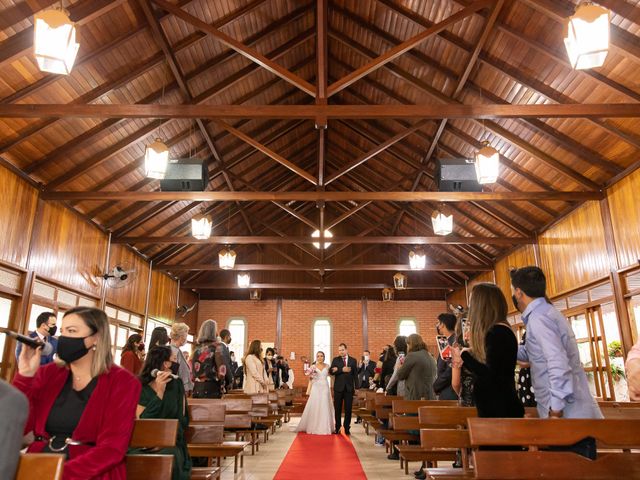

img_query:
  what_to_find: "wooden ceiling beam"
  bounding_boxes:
[329,29,601,192]
[43,190,602,202]
[377,0,640,151]
[3,103,639,120]
[0,0,126,67]
[325,119,430,185]
[184,282,455,290]
[327,0,494,96]
[368,2,636,166]
[151,0,316,97]
[156,263,493,272]
[117,235,534,246]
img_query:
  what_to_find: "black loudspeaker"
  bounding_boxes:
[436,158,482,192]
[160,159,207,191]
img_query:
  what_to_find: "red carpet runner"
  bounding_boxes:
[273,432,367,479]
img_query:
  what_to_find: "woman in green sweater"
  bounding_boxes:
[135,345,191,480]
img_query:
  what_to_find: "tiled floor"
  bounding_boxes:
[218,417,418,479]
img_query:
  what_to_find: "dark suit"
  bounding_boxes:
[357,360,376,389]
[330,355,358,431]
[15,331,57,365]
[433,333,459,400]
[219,342,234,390]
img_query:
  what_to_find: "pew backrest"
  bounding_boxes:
[418,406,477,428]
[16,454,64,480]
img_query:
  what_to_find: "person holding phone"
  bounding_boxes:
[433,313,459,400]
[13,307,141,480]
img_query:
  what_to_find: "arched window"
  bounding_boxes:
[227,318,247,364]
[313,318,331,360]
[398,318,417,337]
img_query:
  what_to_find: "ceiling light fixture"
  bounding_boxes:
[34,7,79,75]
[409,248,426,270]
[393,272,407,290]
[474,141,500,184]
[237,273,250,288]
[564,3,610,70]
[432,208,453,236]
[191,213,212,240]
[218,247,237,270]
[311,229,333,249]
[382,288,394,302]
[144,138,169,179]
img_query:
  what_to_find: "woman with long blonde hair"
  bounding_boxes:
[243,340,269,394]
[454,283,523,418]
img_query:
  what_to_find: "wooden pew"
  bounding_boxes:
[127,419,178,480]
[420,429,474,480]
[187,401,249,475]
[601,406,640,419]
[598,401,640,409]
[16,453,64,480]
[468,418,640,480]
[360,390,380,435]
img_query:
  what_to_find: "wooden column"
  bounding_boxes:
[100,232,112,309]
[276,297,283,351]
[361,297,369,351]
[599,197,634,356]
[143,260,153,335]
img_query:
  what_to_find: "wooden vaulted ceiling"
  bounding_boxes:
[0,0,639,301]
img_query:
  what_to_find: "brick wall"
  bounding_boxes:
[198,299,446,387]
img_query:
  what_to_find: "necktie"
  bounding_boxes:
[344,356,347,366]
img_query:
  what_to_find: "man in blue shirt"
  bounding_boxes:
[511,266,602,458]
[15,311,58,364]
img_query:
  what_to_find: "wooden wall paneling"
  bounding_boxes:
[606,167,640,270]
[0,164,38,268]
[28,201,108,298]
[148,270,179,324]
[468,271,495,292]
[495,245,537,313]
[600,196,634,356]
[105,244,151,315]
[177,287,199,332]
[446,287,468,308]
[538,201,609,298]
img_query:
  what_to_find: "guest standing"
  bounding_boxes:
[15,311,58,365]
[218,329,235,391]
[149,326,169,348]
[396,334,437,401]
[134,346,191,480]
[511,266,601,458]
[0,381,28,479]
[170,323,193,395]
[433,313,459,400]
[243,340,269,394]
[455,283,523,418]
[14,307,140,480]
[191,320,225,398]
[385,336,408,397]
[120,333,143,375]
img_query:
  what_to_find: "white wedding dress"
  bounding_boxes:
[296,366,335,435]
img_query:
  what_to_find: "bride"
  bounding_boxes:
[296,351,335,435]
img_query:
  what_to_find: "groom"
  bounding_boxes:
[330,343,358,434]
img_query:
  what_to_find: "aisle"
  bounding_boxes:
[273,432,367,480]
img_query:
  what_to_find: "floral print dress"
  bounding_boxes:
[191,342,226,398]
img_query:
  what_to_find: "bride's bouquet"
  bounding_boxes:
[304,365,318,379]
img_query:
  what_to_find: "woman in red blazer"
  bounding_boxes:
[14,307,141,480]
[120,333,143,375]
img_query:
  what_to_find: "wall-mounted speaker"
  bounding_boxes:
[160,159,207,191]
[436,158,482,192]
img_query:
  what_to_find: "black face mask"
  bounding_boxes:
[512,294,521,313]
[138,343,145,351]
[170,361,180,376]
[47,325,57,336]
[57,335,92,364]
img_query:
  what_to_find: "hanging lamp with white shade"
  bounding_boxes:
[311,229,333,249]
[564,3,610,70]
[382,288,394,302]
[393,272,407,290]
[218,247,237,270]
[409,248,426,270]
[432,208,453,236]
[144,138,169,179]
[474,141,500,184]
[34,7,80,75]
[191,213,212,240]
[237,273,250,288]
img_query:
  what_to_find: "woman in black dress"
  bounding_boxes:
[453,283,524,418]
